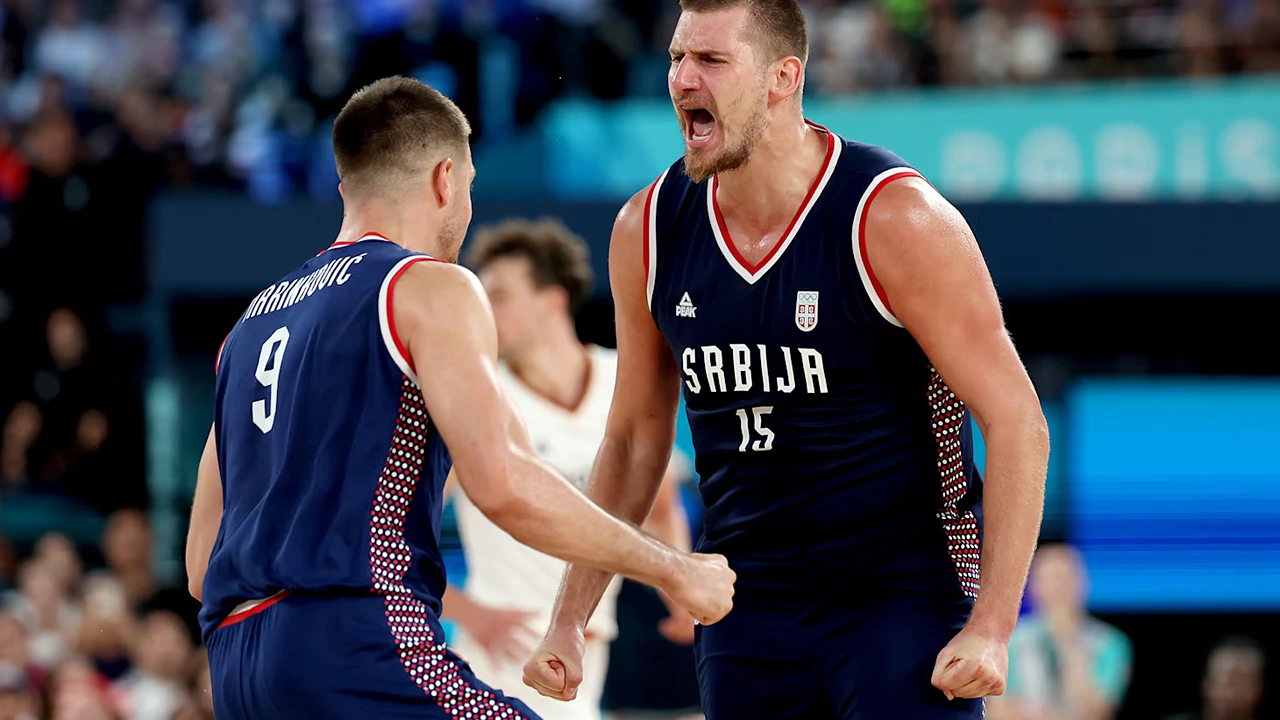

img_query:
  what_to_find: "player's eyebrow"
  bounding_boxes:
[670,46,728,62]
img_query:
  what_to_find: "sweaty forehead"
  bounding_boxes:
[671,7,755,56]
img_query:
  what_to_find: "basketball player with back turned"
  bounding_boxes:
[183,77,735,719]
[524,1,1050,718]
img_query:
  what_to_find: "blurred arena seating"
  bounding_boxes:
[1,1,1280,719]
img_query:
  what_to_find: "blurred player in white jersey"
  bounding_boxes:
[443,218,695,720]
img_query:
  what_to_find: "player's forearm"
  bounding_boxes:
[643,494,690,553]
[969,406,1049,640]
[484,445,681,593]
[549,431,674,631]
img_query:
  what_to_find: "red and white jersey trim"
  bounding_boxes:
[378,255,440,385]
[707,123,841,285]
[214,332,230,374]
[321,232,391,255]
[642,169,670,311]
[217,590,291,629]
[851,167,924,328]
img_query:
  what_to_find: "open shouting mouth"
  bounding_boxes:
[680,104,717,149]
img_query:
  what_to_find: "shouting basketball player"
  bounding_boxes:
[523,2,1050,718]
[184,77,734,719]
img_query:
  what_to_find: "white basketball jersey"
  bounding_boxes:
[452,344,623,641]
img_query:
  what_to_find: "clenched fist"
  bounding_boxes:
[931,626,1008,700]
[662,552,736,626]
[522,623,586,702]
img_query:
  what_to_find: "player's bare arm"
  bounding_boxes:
[526,187,694,700]
[186,425,223,601]
[645,461,699,645]
[643,461,692,553]
[395,259,733,625]
[441,455,691,664]
[865,177,1050,700]
[546,188,685,630]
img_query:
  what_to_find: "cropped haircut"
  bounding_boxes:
[332,76,471,194]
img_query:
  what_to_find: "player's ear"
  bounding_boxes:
[433,157,455,208]
[770,56,803,103]
[337,182,344,200]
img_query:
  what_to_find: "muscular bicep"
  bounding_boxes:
[394,263,517,507]
[605,187,682,441]
[865,178,1041,428]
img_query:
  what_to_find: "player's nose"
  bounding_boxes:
[669,58,700,93]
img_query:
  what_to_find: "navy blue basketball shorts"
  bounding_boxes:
[207,592,542,719]
[694,595,984,720]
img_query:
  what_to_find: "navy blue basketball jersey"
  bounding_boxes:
[646,123,983,601]
[199,233,453,641]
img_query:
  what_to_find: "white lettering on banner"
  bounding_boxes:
[1018,127,1083,200]
[1175,123,1209,199]
[1222,118,1280,196]
[1096,124,1159,200]
[940,130,1006,201]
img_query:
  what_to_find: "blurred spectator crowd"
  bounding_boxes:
[1,306,143,517]
[0,2,1278,718]
[0,514,204,720]
[0,0,1269,213]
[0,0,1277,340]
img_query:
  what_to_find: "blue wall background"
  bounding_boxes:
[526,79,1280,202]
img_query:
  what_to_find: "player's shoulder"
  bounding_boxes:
[829,133,917,184]
[389,258,489,334]
[396,256,481,295]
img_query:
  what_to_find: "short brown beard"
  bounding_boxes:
[436,211,465,262]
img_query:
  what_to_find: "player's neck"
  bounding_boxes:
[508,324,592,412]
[714,118,827,230]
[336,205,445,259]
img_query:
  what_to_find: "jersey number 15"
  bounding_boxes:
[253,326,291,434]
[735,406,775,452]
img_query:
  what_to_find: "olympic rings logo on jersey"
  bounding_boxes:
[795,291,819,332]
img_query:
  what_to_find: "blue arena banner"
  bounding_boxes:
[1067,379,1280,611]
[542,78,1280,202]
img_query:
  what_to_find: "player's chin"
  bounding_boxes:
[682,147,719,184]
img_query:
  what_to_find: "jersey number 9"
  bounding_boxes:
[253,326,291,434]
